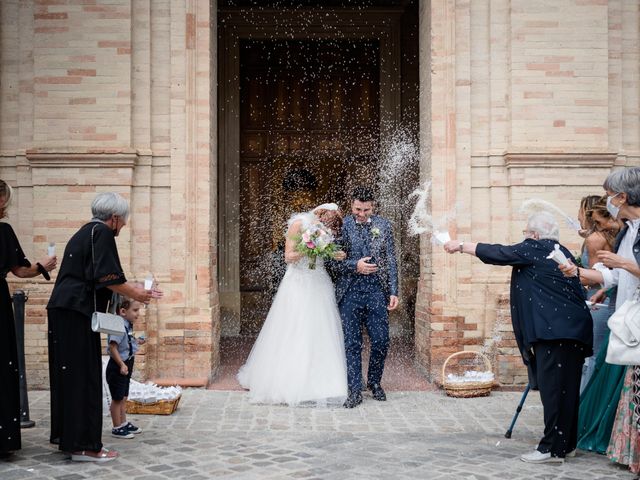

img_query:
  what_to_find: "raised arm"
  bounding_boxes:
[596,250,640,279]
[284,220,304,264]
[108,282,153,304]
[444,240,478,256]
[558,260,605,286]
[11,255,57,279]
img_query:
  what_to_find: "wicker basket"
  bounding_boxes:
[126,395,181,415]
[442,351,493,398]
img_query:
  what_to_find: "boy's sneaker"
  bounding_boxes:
[125,422,142,434]
[111,426,134,439]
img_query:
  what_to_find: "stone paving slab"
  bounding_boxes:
[0,389,634,479]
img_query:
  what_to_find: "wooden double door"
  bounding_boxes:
[239,39,381,333]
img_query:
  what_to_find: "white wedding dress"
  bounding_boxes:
[237,212,348,406]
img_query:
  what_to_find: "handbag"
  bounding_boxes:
[606,286,640,365]
[91,311,126,336]
[90,224,126,336]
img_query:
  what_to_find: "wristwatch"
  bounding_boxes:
[458,242,464,253]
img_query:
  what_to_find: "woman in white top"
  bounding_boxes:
[561,167,640,474]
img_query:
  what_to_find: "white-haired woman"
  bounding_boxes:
[445,211,593,464]
[47,193,156,462]
[237,203,349,406]
[0,180,56,457]
[560,167,640,474]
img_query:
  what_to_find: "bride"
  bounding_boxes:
[237,203,348,406]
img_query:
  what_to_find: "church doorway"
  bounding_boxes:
[238,39,381,333]
[216,1,421,386]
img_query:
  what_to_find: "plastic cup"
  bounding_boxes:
[433,231,451,246]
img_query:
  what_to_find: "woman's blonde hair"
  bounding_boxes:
[0,180,13,219]
[579,195,601,231]
[587,196,621,250]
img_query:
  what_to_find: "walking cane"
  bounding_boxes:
[504,384,530,439]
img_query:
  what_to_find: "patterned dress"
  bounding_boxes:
[607,367,640,473]
[606,219,640,472]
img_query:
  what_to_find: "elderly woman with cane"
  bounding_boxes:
[0,180,56,457]
[559,167,640,474]
[47,192,161,462]
[444,211,593,464]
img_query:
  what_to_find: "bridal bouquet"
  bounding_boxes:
[293,223,339,270]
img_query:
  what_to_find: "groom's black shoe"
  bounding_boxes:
[343,391,363,408]
[369,383,387,401]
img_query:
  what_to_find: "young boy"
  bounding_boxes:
[105,298,144,439]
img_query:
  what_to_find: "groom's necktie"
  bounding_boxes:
[356,222,372,257]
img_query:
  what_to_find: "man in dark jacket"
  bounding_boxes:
[332,187,399,408]
[445,211,593,464]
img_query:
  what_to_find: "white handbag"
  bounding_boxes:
[91,311,125,335]
[90,224,126,336]
[606,286,640,365]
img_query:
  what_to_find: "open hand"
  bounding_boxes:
[133,286,153,304]
[596,250,630,269]
[356,257,378,275]
[39,255,57,272]
[589,289,607,306]
[150,287,164,299]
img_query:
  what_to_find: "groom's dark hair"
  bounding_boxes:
[351,186,375,203]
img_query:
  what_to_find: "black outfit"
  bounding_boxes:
[47,221,126,453]
[0,223,30,453]
[106,323,135,401]
[106,357,134,401]
[476,238,593,458]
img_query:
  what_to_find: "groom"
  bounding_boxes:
[334,186,399,408]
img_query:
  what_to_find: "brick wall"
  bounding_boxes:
[2,0,639,388]
[421,0,640,384]
[0,0,216,388]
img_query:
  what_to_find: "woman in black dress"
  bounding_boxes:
[47,192,154,462]
[0,180,56,456]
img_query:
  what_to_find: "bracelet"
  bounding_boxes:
[36,262,51,281]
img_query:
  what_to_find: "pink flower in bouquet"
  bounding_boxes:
[302,231,311,243]
[306,241,315,249]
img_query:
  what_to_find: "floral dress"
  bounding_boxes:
[607,367,640,473]
[606,219,640,472]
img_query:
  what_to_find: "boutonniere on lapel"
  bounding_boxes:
[371,227,381,239]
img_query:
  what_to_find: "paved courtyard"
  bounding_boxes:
[1,389,634,480]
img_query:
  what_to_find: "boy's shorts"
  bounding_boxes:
[106,357,135,401]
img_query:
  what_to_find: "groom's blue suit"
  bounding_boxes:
[334,214,398,392]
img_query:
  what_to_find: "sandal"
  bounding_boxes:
[71,449,118,462]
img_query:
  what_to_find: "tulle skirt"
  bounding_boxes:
[237,261,348,406]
